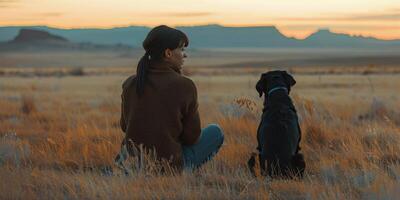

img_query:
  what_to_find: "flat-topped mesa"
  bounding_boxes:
[12,29,68,43]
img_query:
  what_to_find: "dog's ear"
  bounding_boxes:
[256,74,267,97]
[282,71,296,87]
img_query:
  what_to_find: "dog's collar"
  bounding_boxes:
[267,86,288,96]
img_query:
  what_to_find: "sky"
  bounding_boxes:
[1,0,399,40]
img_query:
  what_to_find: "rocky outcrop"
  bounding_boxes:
[11,29,68,43]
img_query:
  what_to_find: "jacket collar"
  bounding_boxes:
[148,60,181,74]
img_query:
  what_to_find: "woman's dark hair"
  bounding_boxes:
[136,25,189,96]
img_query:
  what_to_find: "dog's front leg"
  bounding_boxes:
[259,153,268,176]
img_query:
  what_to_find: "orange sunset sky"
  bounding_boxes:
[1,0,399,40]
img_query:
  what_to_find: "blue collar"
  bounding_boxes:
[267,86,288,96]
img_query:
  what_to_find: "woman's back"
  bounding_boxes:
[118,25,223,172]
[120,61,201,168]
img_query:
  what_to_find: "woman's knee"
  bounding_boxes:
[206,124,224,145]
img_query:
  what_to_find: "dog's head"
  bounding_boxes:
[256,70,296,97]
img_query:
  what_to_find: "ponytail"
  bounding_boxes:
[136,52,150,96]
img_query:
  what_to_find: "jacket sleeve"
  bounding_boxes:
[180,81,201,145]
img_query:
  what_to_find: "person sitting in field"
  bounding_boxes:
[119,25,224,172]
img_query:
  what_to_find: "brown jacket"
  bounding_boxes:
[120,61,201,169]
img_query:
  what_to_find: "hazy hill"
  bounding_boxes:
[177,25,301,47]
[0,26,148,47]
[0,29,134,52]
[0,27,399,68]
[304,29,400,48]
[0,25,399,49]
[12,29,68,43]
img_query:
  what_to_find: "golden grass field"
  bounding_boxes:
[0,66,400,199]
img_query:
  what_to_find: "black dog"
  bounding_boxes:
[248,70,305,179]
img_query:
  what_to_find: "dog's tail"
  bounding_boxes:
[247,152,257,177]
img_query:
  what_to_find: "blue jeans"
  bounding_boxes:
[182,124,224,169]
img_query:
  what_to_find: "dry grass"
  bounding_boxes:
[0,71,399,199]
[2,65,400,78]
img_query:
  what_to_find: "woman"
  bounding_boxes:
[119,25,224,171]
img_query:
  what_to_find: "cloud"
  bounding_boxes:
[38,12,64,17]
[0,0,19,8]
[160,12,214,18]
[277,13,400,22]
[342,13,400,21]
[10,12,64,21]
[281,24,400,30]
[391,8,400,12]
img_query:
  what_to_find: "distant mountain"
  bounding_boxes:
[0,29,134,51]
[0,26,148,47]
[0,25,399,49]
[304,29,400,47]
[12,29,68,43]
[177,25,301,47]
